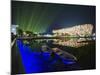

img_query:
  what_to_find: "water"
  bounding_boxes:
[12,38,95,74]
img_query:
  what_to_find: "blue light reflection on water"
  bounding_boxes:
[17,40,48,73]
[17,40,76,73]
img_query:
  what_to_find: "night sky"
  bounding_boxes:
[12,1,96,33]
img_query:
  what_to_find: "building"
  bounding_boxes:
[52,24,93,37]
[11,25,19,35]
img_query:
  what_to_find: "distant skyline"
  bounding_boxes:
[12,1,96,33]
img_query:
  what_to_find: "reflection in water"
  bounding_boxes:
[29,38,94,48]
[18,37,95,73]
[53,38,94,48]
[17,39,81,73]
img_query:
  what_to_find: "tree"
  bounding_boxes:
[17,28,23,36]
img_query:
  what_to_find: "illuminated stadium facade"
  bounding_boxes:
[53,24,93,37]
